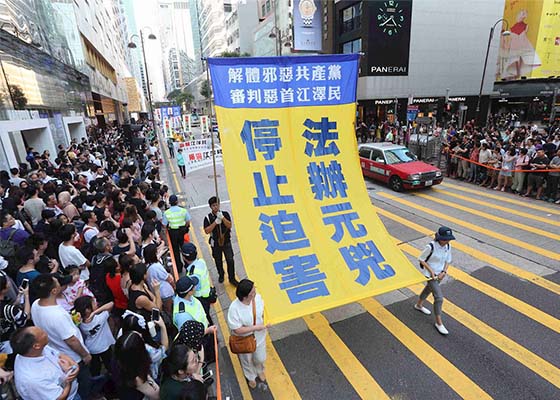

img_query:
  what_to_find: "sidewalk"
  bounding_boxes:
[158,129,275,399]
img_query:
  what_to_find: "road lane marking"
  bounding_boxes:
[408,284,560,390]
[359,298,492,400]
[432,188,560,227]
[303,313,390,400]
[162,132,253,400]
[395,240,560,335]
[413,192,560,241]
[377,192,560,261]
[376,208,560,296]
[440,182,560,216]
[197,225,301,400]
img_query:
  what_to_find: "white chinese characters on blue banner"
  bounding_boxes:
[209,55,358,109]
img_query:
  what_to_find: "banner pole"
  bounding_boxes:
[205,57,219,198]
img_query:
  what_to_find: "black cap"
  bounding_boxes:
[169,195,178,205]
[435,226,455,241]
[181,243,197,260]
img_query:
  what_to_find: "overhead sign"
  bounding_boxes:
[208,54,425,323]
[367,0,413,76]
[293,0,323,52]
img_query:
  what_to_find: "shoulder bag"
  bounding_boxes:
[229,299,257,354]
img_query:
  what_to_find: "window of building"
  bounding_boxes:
[224,3,232,12]
[341,38,361,54]
[340,2,362,34]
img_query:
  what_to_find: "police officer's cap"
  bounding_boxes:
[169,194,178,205]
[181,242,197,260]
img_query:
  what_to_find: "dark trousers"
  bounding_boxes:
[168,227,187,274]
[90,347,113,377]
[178,164,186,177]
[77,360,107,399]
[546,174,559,199]
[212,242,235,281]
[197,295,214,326]
[168,146,174,158]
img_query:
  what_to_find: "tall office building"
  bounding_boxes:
[158,0,196,95]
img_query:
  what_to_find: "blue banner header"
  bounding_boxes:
[208,54,359,109]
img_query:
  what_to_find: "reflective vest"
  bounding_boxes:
[164,206,188,229]
[173,296,208,330]
[186,259,211,298]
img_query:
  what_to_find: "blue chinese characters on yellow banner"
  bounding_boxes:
[208,54,425,324]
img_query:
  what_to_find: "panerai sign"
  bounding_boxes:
[370,66,407,74]
[374,99,396,105]
[448,96,466,102]
[412,97,438,104]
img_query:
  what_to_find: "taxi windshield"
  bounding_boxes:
[384,148,417,164]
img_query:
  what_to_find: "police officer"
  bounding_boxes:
[163,194,190,274]
[173,276,217,362]
[181,242,214,325]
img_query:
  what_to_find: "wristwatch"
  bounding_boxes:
[299,0,317,26]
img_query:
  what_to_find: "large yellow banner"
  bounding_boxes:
[209,55,425,323]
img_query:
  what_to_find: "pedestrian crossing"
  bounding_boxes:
[160,137,560,399]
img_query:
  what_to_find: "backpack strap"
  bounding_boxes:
[425,242,435,263]
[7,229,17,241]
[419,242,434,269]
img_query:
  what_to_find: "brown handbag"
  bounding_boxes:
[229,299,257,354]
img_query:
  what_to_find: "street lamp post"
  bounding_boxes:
[476,18,510,125]
[268,0,291,56]
[128,29,157,122]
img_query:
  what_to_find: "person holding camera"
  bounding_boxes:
[11,326,80,400]
[414,226,455,336]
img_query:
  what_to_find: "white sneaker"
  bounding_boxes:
[435,323,449,335]
[414,304,431,315]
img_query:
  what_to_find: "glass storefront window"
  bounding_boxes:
[342,38,362,54]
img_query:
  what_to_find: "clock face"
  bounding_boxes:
[376,0,405,36]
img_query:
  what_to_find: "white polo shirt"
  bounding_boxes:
[418,241,452,277]
[14,345,78,400]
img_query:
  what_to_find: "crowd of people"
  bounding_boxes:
[443,119,560,203]
[356,114,560,203]
[0,124,270,399]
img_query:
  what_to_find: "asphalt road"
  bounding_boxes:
[159,128,560,400]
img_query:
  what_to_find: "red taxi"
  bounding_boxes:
[358,143,443,191]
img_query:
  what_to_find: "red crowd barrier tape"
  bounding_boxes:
[214,327,222,400]
[451,154,556,174]
[165,228,180,281]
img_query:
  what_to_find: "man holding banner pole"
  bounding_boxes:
[203,196,237,286]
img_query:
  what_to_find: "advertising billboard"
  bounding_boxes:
[496,0,560,80]
[367,0,413,76]
[293,0,322,52]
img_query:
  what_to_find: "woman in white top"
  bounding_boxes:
[227,279,271,390]
[414,226,455,335]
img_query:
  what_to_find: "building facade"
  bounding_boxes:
[0,28,90,171]
[330,0,506,126]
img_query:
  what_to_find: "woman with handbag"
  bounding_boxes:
[227,279,271,390]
